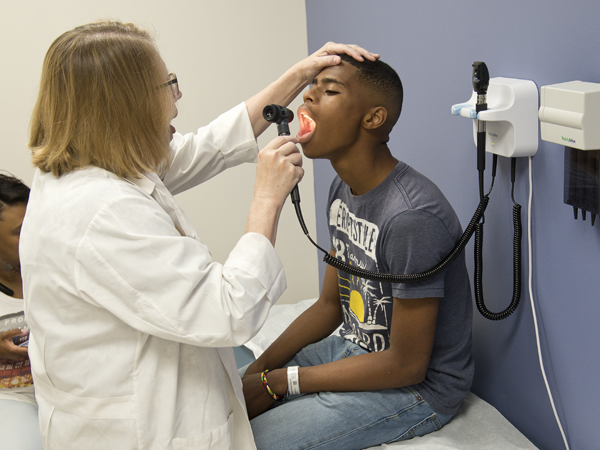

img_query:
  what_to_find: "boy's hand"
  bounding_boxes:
[242,372,276,419]
[0,329,29,360]
[242,369,287,419]
[294,42,380,85]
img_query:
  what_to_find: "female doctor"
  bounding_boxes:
[19,21,378,450]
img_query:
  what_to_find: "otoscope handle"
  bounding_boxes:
[277,122,291,137]
[472,61,489,179]
[477,130,486,173]
[274,118,299,203]
[279,123,301,203]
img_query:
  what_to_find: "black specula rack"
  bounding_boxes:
[564,147,600,225]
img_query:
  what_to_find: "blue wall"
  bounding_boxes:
[305,1,600,449]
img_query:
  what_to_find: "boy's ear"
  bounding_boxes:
[362,106,388,130]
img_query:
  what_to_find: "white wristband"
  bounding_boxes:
[286,366,301,397]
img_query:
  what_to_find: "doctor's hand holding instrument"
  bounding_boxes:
[248,133,303,245]
[262,104,302,202]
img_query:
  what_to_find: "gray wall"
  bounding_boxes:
[306,1,600,449]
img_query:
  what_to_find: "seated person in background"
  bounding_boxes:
[241,55,474,450]
[0,173,43,450]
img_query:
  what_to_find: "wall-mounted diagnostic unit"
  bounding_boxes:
[451,64,538,321]
[539,81,600,225]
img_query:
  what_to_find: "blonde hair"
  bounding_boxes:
[29,21,173,178]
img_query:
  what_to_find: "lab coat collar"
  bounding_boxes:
[125,174,156,195]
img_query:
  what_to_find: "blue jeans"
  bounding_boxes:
[240,335,453,450]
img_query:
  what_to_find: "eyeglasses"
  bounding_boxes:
[159,73,179,98]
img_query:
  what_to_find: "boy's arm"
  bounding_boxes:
[291,296,439,391]
[244,294,438,418]
[243,257,343,376]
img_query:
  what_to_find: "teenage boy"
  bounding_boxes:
[242,55,473,450]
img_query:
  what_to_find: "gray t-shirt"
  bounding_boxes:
[327,161,474,415]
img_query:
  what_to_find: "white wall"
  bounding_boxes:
[0,0,319,304]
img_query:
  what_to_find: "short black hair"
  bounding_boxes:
[339,54,403,121]
[0,173,30,217]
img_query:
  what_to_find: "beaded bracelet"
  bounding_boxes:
[260,370,285,403]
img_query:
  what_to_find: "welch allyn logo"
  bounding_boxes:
[562,136,576,144]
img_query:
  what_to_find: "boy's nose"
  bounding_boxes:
[303,88,314,103]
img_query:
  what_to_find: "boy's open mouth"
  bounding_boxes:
[297,108,316,143]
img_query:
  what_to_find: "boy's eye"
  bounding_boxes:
[325,90,339,95]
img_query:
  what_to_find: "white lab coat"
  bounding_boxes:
[20,103,285,450]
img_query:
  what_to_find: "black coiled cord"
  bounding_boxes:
[473,158,522,320]
[291,158,521,320]
[474,204,522,320]
[292,194,490,284]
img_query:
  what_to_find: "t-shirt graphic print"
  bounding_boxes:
[329,198,392,353]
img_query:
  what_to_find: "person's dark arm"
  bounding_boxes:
[244,294,438,419]
[277,296,439,392]
[242,254,343,419]
[244,254,343,376]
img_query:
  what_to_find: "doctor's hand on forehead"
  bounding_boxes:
[293,42,380,85]
[245,42,378,138]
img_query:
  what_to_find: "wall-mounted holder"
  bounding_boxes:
[539,81,600,225]
[452,77,539,158]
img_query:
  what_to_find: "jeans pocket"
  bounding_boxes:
[406,385,424,402]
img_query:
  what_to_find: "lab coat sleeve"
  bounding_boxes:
[163,102,259,196]
[74,192,285,347]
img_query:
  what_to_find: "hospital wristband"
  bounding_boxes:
[286,366,301,397]
[261,370,285,403]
